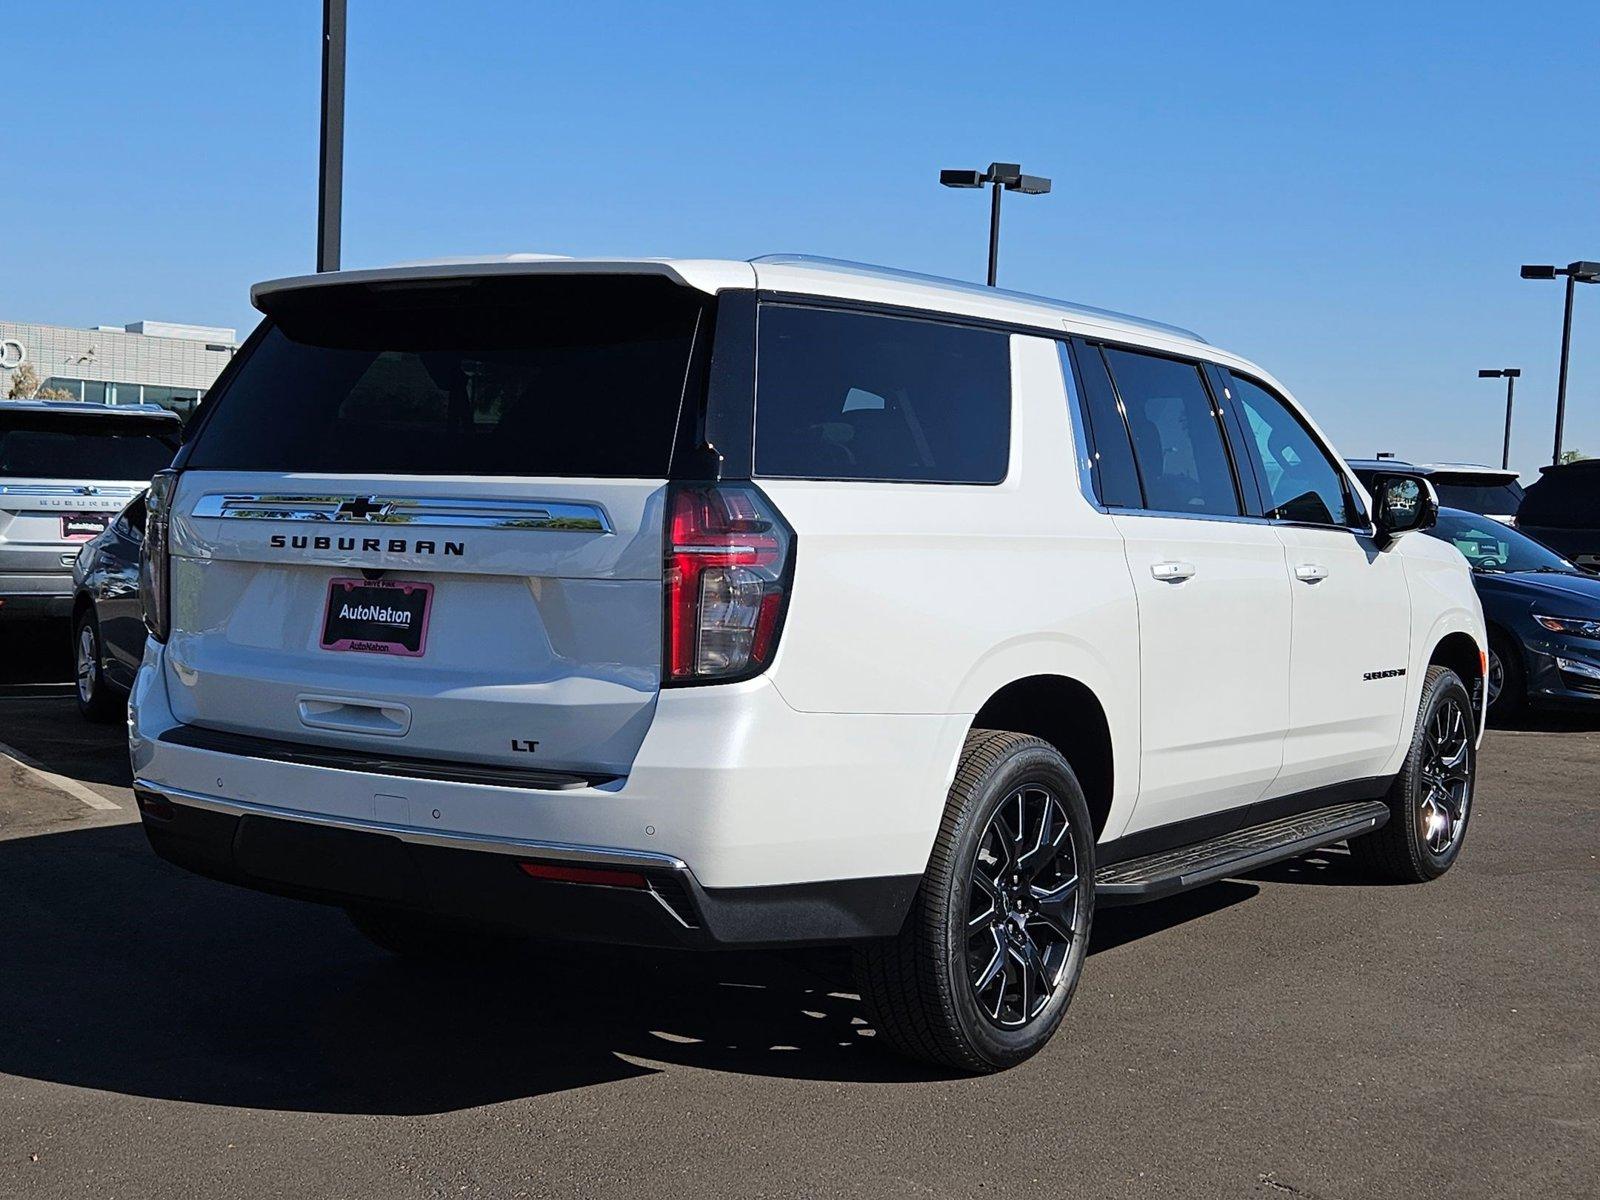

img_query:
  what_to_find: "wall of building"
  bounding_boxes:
[0,319,237,416]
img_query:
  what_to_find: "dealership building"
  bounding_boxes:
[1,317,238,418]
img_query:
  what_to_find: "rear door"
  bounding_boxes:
[165,273,712,777]
[1079,343,1291,834]
[0,406,177,590]
[1221,370,1412,794]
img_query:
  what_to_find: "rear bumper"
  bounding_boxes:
[130,640,961,946]
[134,784,918,948]
[0,571,74,618]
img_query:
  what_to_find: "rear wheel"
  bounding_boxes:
[1349,666,1475,883]
[345,905,526,962]
[855,730,1094,1073]
[73,607,122,724]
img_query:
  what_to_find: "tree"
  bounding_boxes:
[1558,449,1590,465]
[5,362,39,399]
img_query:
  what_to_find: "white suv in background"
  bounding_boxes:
[0,400,180,621]
[129,255,1485,1072]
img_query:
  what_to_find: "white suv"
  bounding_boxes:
[0,400,180,621]
[130,255,1485,1072]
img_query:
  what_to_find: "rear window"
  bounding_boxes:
[186,276,707,477]
[1519,468,1600,527]
[1430,479,1523,517]
[754,305,1010,483]
[0,414,178,480]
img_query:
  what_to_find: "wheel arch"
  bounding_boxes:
[968,674,1117,840]
[1428,628,1487,732]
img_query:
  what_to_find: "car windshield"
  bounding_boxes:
[1428,508,1578,574]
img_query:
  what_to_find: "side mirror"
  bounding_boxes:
[1370,472,1438,544]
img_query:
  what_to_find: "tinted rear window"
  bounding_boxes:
[0,415,178,480]
[1431,480,1524,515]
[754,305,1010,483]
[1519,468,1600,527]
[186,276,706,477]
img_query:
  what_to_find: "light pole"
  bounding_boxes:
[1521,260,1599,465]
[1477,368,1521,470]
[317,0,347,273]
[940,162,1051,287]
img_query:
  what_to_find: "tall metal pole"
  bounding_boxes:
[986,181,1002,287]
[1552,273,1576,465]
[317,0,347,273]
[1501,374,1516,470]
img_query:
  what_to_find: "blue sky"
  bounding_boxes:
[4,1,1597,477]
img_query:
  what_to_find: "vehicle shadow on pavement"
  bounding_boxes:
[0,821,1257,1111]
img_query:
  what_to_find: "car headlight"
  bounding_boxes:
[1534,614,1600,640]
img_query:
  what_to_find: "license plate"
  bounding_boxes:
[61,513,109,542]
[320,578,434,657]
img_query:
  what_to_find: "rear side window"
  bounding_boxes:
[186,276,706,477]
[1226,371,1357,526]
[1063,342,1142,507]
[1101,347,1239,516]
[754,305,1010,483]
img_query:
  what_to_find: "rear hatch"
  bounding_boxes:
[0,404,180,582]
[163,272,710,777]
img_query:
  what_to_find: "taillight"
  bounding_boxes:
[664,483,794,684]
[140,469,177,642]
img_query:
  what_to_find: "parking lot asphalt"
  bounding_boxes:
[0,617,1595,1200]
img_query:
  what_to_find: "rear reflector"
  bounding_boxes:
[518,861,650,889]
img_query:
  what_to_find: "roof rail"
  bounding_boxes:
[750,254,1207,343]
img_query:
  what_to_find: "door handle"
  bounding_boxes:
[1294,563,1330,584]
[1151,560,1196,582]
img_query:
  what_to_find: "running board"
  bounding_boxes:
[1094,800,1391,905]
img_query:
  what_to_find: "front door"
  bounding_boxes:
[1221,370,1413,796]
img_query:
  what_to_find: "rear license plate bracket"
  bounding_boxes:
[320,577,434,657]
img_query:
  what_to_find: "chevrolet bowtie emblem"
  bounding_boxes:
[335,496,392,521]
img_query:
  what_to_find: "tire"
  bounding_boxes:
[345,905,526,962]
[855,730,1095,1073]
[73,607,122,724]
[1486,632,1526,721]
[1348,666,1476,883]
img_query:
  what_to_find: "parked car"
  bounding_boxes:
[1426,506,1600,715]
[129,255,1485,1073]
[1515,459,1600,572]
[70,489,149,721]
[1348,459,1523,523]
[1,400,180,622]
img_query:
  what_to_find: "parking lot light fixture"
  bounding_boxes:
[1478,368,1522,470]
[1521,261,1600,465]
[940,161,1052,287]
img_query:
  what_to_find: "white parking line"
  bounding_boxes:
[0,738,121,811]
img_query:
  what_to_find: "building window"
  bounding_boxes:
[111,382,143,405]
[40,377,85,400]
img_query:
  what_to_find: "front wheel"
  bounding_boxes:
[1349,665,1476,883]
[1486,634,1526,721]
[855,730,1095,1073]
